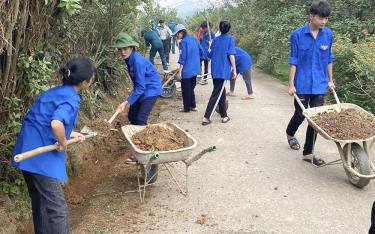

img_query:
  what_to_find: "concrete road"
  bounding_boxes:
[130,53,374,234]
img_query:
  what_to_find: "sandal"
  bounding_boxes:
[179,108,190,113]
[287,137,300,150]
[190,107,198,112]
[201,120,212,126]
[303,155,325,166]
[222,116,230,123]
[226,92,236,97]
[125,155,137,165]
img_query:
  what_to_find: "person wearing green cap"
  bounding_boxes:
[112,32,162,127]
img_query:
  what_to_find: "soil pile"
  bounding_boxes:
[312,108,375,140]
[131,125,186,151]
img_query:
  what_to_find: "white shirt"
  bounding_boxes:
[158,26,173,40]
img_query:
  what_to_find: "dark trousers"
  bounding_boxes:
[204,79,228,119]
[201,59,209,79]
[286,94,325,155]
[23,171,69,234]
[162,39,171,63]
[171,36,176,54]
[181,77,197,112]
[128,96,158,125]
[149,46,168,70]
[370,202,375,234]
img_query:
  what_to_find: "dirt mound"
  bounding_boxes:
[311,108,375,140]
[131,125,186,151]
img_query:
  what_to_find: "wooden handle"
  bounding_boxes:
[293,93,306,111]
[14,134,96,163]
[206,17,212,42]
[107,109,121,124]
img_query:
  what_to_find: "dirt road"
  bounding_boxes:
[71,53,375,234]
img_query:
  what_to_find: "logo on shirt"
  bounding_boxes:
[320,45,329,51]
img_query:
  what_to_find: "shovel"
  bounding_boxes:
[13,126,102,163]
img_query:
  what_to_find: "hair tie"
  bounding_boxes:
[67,69,71,77]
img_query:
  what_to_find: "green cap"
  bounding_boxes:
[111,32,139,48]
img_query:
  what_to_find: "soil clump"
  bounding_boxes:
[131,125,186,151]
[312,108,375,140]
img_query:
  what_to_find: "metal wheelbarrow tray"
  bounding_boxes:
[295,91,375,188]
[121,122,214,201]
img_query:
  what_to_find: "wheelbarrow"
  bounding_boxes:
[121,122,215,202]
[294,90,375,188]
[161,70,179,98]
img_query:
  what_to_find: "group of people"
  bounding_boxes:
[142,19,177,72]
[9,0,375,233]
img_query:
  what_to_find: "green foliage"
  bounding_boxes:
[17,54,54,100]
[0,178,27,197]
[58,0,82,16]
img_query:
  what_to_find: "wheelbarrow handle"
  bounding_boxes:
[185,146,216,167]
[293,88,340,111]
[14,134,97,163]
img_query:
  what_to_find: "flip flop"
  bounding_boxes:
[190,107,198,112]
[201,120,212,126]
[222,116,230,123]
[241,95,255,100]
[125,155,137,165]
[288,137,300,150]
[226,92,236,97]
[303,155,325,167]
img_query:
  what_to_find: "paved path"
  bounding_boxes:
[73,52,375,234]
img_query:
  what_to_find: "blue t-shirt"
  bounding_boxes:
[209,34,236,80]
[200,31,215,60]
[125,51,162,105]
[12,85,80,182]
[178,35,202,79]
[235,47,253,75]
[144,30,163,48]
[288,24,335,94]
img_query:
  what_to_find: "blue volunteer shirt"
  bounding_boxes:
[235,47,253,75]
[178,35,202,79]
[144,30,163,48]
[200,31,215,60]
[288,24,335,94]
[12,85,80,182]
[125,51,162,105]
[209,34,236,80]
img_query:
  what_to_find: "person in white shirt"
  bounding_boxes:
[157,20,173,64]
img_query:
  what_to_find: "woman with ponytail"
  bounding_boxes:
[11,57,95,234]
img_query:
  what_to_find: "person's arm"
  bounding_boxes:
[327,32,335,91]
[167,26,173,37]
[288,65,297,95]
[177,41,187,80]
[229,55,237,79]
[127,61,146,105]
[51,120,68,151]
[288,32,298,95]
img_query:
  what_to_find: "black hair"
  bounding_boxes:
[201,21,209,29]
[178,29,188,38]
[310,0,331,18]
[219,20,231,34]
[60,57,95,86]
[159,19,165,24]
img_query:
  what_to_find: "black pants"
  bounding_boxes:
[162,39,171,63]
[286,94,325,155]
[201,59,209,79]
[181,77,197,112]
[128,96,158,125]
[370,202,375,234]
[204,79,227,119]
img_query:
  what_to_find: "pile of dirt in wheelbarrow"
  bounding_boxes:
[131,125,186,151]
[312,108,375,140]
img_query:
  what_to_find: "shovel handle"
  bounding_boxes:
[14,134,96,163]
[293,93,306,111]
[107,109,121,124]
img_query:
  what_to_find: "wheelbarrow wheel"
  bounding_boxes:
[161,82,176,98]
[215,100,229,114]
[140,164,159,184]
[343,143,371,188]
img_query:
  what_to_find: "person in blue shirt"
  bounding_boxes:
[202,20,237,125]
[199,21,215,85]
[11,57,96,234]
[227,47,254,100]
[286,0,335,166]
[174,24,202,112]
[113,32,162,126]
[142,26,169,71]
[168,21,177,54]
